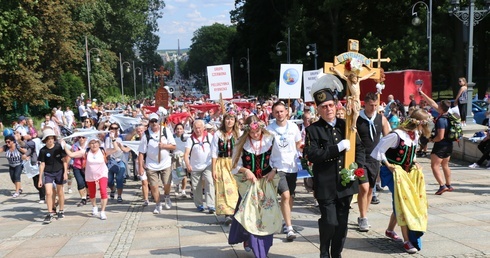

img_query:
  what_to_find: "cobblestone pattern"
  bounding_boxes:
[104,200,142,258]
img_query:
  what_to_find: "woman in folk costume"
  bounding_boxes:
[371,108,431,254]
[211,112,240,225]
[228,115,282,258]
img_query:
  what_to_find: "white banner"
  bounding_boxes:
[303,69,322,102]
[278,64,303,99]
[207,64,233,100]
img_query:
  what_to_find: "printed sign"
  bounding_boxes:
[207,64,233,100]
[303,68,322,102]
[278,64,303,99]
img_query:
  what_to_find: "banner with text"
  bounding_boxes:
[278,64,303,99]
[303,68,322,102]
[207,64,233,100]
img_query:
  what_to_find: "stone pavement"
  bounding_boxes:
[0,152,489,258]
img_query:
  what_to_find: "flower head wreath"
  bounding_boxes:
[243,120,266,131]
[400,117,430,127]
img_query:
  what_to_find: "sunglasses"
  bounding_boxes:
[80,136,86,139]
[150,119,158,123]
[5,140,12,144]
[110,127,119,130]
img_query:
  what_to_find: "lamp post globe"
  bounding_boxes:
[412,16,422,26]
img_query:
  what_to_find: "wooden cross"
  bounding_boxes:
[154,66,170,109]
[323,39,381,168]
[373,48,391,68]
[372,48,390,106]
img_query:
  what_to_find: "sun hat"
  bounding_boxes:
[42,128,57,142]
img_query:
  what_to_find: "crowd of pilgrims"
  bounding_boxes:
[0,85,447,257]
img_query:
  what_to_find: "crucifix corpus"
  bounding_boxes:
[324,39,381,166]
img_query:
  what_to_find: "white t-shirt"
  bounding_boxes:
[64,110,74,127]
[174,134,189,156]
[138,127,176,170]
[55,110,63,123]
[267,120,302,173]
[185,133,212,171]
[78,105,87,117]
[15,124,28,137]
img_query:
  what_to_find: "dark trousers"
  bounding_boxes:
[477,140,490,166]
[317,195,353,258]
[32,175,46,201]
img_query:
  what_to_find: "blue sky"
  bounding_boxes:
[156,0,235,50]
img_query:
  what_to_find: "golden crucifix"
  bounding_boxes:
[372,47,390,107]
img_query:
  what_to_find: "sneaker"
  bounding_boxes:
[208,207,216,214]
[224,215,233,226]
[282,223,288,233]
[92,207,99,216]
[67,188,73,194]
[153,204,162,214]
[286,230,297,241]
[38,200,45,204]
[43,213,54,224]
[100,211,107,220]
[197,205,205,212]
[143,200,149,207]
[446,184,454,192]
[469,163,480,168]
[117,196,123,203]
[57,210,65,219]
[164,197,172,209]
[371,195,380,204]
[12,192,20,198]
[403,241,417,254]
[19,188,23,194]
[385,230,403,242]
[110,190,115,199]
[77,198,87,207]
[180,190,187,198]
[358,217,369,232]
[435,185,448,195]
[243,240,251,252]
[375,183,383,192]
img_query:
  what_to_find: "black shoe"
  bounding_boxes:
[43,213,54,224]
[110,191,115,199]
[77,198,87,207]
[57,210,65,219]
[371,196,380,204]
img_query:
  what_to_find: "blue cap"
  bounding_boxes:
[3,128,13,137]
[18,116,26,122]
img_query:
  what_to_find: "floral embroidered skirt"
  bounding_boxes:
[214,157,239,215]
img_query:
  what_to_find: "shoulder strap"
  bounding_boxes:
[145,129,151,144]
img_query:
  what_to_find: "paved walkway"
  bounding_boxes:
[0,152,489,258]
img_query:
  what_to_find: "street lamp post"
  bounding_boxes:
[411,0,432,72]
[136,67,143,95]
[306,43,318,70]
[85,36,101,100]
[275,27,291,63]
[240,48,251,96]
[449,0,490,124]
[119,53,131,96]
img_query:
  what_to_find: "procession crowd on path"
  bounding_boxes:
[0,75,471,258]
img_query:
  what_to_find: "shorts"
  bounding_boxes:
[44,169,66,185]
[147,167,172,187]
[277,171,297,196]
[431,143,453,159]
[139,171,148,181]
[358,160,380,188]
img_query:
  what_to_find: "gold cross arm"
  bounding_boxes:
[373,48,391,68]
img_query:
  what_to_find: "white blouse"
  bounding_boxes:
[371,129,419,163]
[231,134,274,174]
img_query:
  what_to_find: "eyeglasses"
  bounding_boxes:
[319,103,335,110]
[80,136,86,139]
[110,127,119,130]
[5,140,12,144]
[150,119,158,123]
